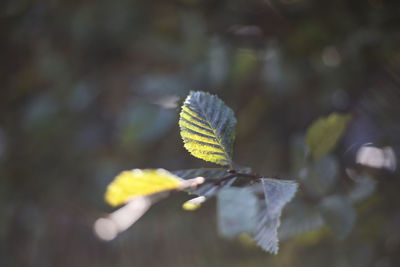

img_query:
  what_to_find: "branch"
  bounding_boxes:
[203,171,261,186]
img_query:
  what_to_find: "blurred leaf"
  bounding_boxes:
[261,178,299,216]
[105,169,201,207]
[302,155,339,197]
[290,134,308,175]
[232,49,257,83]
[237,232,257,247]
[179,91,236,166]
[182,196,206,211]
[208,38,229,86]
[252,178,298,254]
[253,213,281,254]
[119,104,175,149]
[23,95,57,129]
[348,175,376,202]
[217,187,258,238]
[319,195,356,240]
[306,112,351,160]
[278,200,324,240]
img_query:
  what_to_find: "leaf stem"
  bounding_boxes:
[205,174,237,185]
[204,171,261,185]
[235,172,262,179]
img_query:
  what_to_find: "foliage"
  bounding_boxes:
[95,89,390,256]
[105,169,200,207]
[252,178,298,254]
[179,91,236,166]
[3,1,400,266]
[97,91,298,254]
[306,113,351,160]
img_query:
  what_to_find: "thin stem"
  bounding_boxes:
[205,174,237,185]
[203,171,261,186]
[235,172,261,179]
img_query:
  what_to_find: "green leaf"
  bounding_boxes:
[319,195,356,240]
[278,200,324,240]
[216,178,298,254]
[217,187,258,238]
[302,155,339,197]
[306,112,351,160]
[179,91,236,166]
[348,175,376,202]
[252,178,298,254]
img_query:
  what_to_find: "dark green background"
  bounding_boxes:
[1,0,400,266]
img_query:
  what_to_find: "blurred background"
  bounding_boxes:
[1,0,400,266]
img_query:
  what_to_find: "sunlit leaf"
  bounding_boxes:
[105,169,203,207]
[306,112,351,160]
[182,196,206,211]
[319,195,356,240]
[252,178,298,254]
[217,187,258,238]
[179,91,236,166]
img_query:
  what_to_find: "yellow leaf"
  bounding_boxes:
[105,169,184,207]
[182,196,206,211]
[306,112,351,160]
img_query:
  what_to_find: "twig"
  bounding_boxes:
[204,171,262,186]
